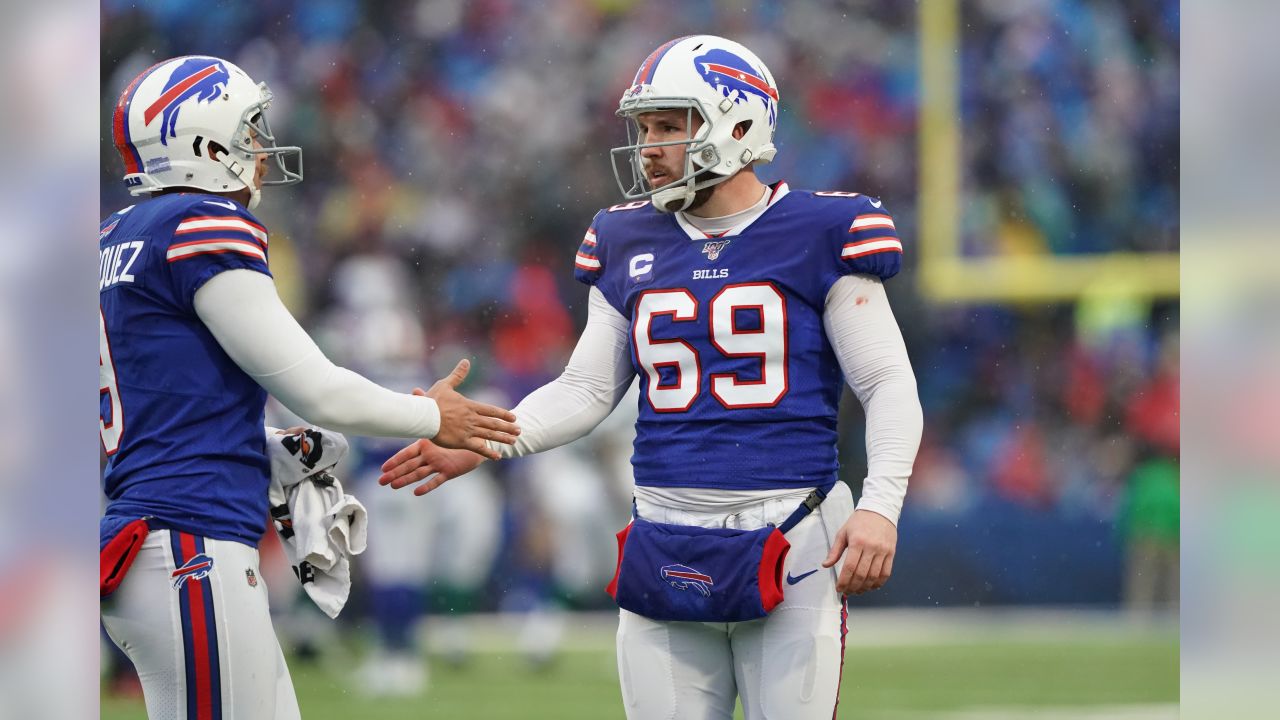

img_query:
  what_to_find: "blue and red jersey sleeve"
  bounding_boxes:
[572,211,605,286]
[836,194,902,281]
[165,198,272,308]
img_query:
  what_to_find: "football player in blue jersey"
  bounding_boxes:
[98,55,519,720]
[379,35,922,719]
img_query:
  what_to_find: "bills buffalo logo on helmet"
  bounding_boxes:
[660,564,714,597]
[702,239,731,261]
[145,58,231,146]
[171,553,215,589]
[694,48,778,125]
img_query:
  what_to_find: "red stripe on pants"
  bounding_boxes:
[180,533,213,720]
[832,598,848,719]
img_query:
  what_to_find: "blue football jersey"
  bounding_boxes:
[574,183,902,492]
[99,192,275,547]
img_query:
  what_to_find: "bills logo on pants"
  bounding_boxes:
[172,552,214,588]
[171,533,222,720]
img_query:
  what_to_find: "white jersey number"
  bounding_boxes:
[633,289,701,412]
[100,308,124,455]
[633,283,788,412]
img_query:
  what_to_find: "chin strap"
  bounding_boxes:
[652,183,696,213]
[652,166,745,214]
[220,153,261,209]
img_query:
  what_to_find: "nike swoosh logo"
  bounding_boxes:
[203,200,239,210]
[869,199,883,208]
[786,569,819,585]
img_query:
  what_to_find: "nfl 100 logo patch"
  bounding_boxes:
[702,239,731,261]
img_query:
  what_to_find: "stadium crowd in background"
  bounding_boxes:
[100,0,1179,676]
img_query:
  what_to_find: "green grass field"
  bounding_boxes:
[101,611,1178,719]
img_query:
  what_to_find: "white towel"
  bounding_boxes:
[265,426,367,619]
[266,426,350,488]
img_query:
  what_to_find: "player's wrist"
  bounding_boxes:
[412,395,441,439]
[485,437,512,460]
[853,499,900,527]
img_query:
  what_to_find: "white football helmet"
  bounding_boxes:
[611,35,779,213]
[112,55,301,210]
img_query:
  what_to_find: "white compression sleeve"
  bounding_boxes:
[823,274,923,525]
[193,269,441,439]
[490,286,636,458]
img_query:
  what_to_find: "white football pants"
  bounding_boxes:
[616,483,855,720]
[101,529,300,720]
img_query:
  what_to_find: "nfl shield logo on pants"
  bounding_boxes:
[245,568,258,587]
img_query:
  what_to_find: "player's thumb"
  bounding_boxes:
[444,358,471,388]
[411,387,427,397]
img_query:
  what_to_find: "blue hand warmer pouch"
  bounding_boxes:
[605,487,828,623]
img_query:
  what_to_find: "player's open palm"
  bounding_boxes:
[822,509,897,596]
[422,359,519,459]
[377,438,487,495]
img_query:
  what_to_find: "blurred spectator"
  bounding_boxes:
[1119,453,1180,613]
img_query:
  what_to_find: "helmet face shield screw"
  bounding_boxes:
[701,148,715,163]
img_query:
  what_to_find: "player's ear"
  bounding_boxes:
[733,120,753,140]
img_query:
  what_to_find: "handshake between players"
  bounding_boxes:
[408,358,519,461]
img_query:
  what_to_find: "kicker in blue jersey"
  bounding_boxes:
[573,182,903,492]
[100,192,275,548]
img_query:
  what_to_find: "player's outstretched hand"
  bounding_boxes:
[422,359,519,460]
[377,438,487,496]
[822,509,897,596]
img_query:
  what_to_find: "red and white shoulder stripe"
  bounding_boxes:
[575,227,602,272]
[174,215,268,247]
[167,239,267,263]
[167,209,269,263]
[848,214,895,233]
[841,237,903,260]
[843,213,902,260]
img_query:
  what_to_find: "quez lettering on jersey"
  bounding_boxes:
[99,193,275,549]
[574,182,902,492]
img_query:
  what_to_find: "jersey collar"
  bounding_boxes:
[673,181,790,241]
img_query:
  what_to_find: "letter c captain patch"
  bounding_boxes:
[630,253,655,281]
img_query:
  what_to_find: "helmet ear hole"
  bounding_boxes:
[733,120,753,140]
[207,140,229,162]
